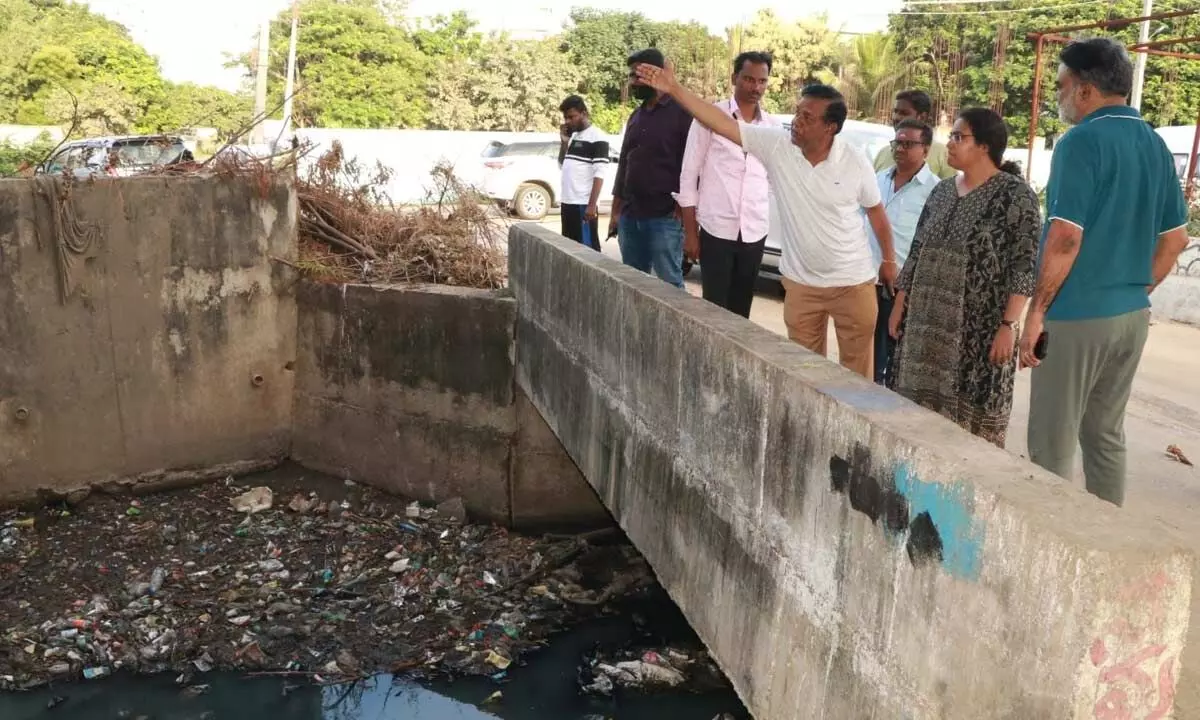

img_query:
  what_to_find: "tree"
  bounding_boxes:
[732,10,841,113]
[245,0,429,128]
[428,36,579,132]
[888,0,1200,141]
[412,11,483,61]
[654,20,729,100]
[0,0,170,133]
[143,83,254,138]
[560,9,661,105]
[840,33,910,121]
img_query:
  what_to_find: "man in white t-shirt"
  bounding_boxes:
[634,64,898,379]
[557,95,609,251]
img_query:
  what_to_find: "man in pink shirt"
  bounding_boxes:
[676,52,780,318]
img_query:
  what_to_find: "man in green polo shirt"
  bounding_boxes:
[1019,38,1190,507]
[872,90,956,180]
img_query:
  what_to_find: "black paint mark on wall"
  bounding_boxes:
[829,444,942,571]
[907,512,943,566]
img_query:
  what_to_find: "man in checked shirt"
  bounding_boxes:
[675,51,780,318]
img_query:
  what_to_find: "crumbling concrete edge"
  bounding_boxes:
[19,457,287,507]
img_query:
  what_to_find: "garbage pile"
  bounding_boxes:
[578,646,729,697]
[0,473,651,691]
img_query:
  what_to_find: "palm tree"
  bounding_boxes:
[839,33,910,121]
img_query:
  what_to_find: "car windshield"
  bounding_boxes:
[113,139,186,167]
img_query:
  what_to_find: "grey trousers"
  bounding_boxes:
[1027,308,1150,506]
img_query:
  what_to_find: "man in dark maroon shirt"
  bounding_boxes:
[610,48,693,289]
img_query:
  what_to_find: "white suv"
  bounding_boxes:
[481,139,620,221]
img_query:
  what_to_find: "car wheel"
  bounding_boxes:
[513,184,551,221]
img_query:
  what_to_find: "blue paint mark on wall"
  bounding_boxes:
[893,463,984,581]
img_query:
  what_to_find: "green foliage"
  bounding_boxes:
[0,130,56,176]
[251,0,429,128]
[589,101,634,134]
[560,9,661,105]
[143,82,253,137]
[428,37,580,131]
[732,10,841,113]
[5,0,1199,144]
[561,9,729,106]
[841,33,909,118]
[0,0,251,138]
[888,0,1200,143]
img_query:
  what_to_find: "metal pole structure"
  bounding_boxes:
[282,1,300,139]
[1130,0,1153,109]
[251,17,270,145]
[1027,35,1045,183]
[1187,105,1200,201]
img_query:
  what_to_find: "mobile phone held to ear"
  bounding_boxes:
[1033,331,1049,361]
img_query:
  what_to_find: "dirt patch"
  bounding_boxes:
[0,467,651,692]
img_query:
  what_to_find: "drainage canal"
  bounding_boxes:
[0,464,749,719]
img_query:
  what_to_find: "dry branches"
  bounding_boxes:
[208,140,507,290]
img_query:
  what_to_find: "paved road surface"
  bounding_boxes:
[534,214,1200,709]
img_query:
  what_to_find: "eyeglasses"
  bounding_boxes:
[948,132,974,143]
[890,140,928,150]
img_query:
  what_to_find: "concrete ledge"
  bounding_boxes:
[1153,273,1200,326]
[508,222,1194,719]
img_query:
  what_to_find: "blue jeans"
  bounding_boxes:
[617,214,684,289]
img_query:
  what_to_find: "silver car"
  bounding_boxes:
[37,135,193,178]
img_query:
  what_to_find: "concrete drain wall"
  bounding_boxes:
[0,176,606,531]
[291,281,608,529]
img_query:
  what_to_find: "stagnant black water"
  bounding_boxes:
[0,593,750,720]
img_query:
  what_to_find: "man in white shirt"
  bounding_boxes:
[867,119,939,385]
[634,63,898,379]
[557,95,609,250]
[675,51,780,318]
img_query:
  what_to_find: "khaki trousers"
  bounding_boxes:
[781,278,877,380]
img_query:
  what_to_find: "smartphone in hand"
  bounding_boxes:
[1033,331,1049,360]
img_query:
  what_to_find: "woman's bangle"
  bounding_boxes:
[882,260,898,266]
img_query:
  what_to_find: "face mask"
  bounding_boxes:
[631,85,655,102]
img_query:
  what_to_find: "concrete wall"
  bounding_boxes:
[291,281,608,529]
[0,176,297,501]
[508,223,1195,719]
[1152,240,1200,326]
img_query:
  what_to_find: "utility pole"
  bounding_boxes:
[251,16,271,145]
[282,1,300,139]
[1130,0,1152,110]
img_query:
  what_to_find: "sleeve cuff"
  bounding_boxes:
[1048,216,1084,231]
[671,192,697,208]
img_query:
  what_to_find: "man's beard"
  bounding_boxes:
[631,85,655,102]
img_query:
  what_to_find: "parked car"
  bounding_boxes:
[37,135,193,178]
[1155,124,1199,187]
[760,117,895,282]
[480,139,619,221]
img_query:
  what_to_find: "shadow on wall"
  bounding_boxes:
[290,281,611,531]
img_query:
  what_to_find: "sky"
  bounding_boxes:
[82,0,901,91]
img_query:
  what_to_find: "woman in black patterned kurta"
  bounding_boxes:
[887,108,1041,448]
